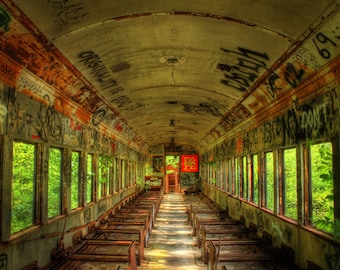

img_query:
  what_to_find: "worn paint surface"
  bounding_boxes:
[0,0,339,153]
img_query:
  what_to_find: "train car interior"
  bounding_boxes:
[0,1,339,269]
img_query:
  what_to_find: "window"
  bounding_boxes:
[227,159,232,193]
[113,158,118,193]
[121,159,126,189]
[99,155,111,198]
[241,156,248,200]
[283,148,297,219]
[209,161,217,186]
[216,160,221,189]
[310,142,333,234]
[265,152,274,211]
[252,154,259,205]
[48,148,62,218]
[86,153,94,203]
[71,151,80,209]
[11,142,36,233]
[222,159,227,191]
[234,157,239,196]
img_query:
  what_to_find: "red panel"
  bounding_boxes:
[181,155,199,172]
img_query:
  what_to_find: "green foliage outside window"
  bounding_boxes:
[242,156,248,200]
[11,142,35,233]
[86,154,94,203]
[265,152,274,211]
[71,152,80,209]
[48,148,62,218]
[252,154,259,205]
[283,148,297,219]
[311,142,334,234]
[234,158,239,196]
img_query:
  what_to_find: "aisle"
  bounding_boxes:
[140,193,206,270]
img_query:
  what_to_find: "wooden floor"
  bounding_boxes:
[140,193,206,270]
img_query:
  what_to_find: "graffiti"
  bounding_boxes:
[312,31,339,59]
[221,103,251,131]
[220,47,270,92]
[0,6,10,32]
[62,118,84,147]
[292,47,320,72]
[110,95,144,112]
[78,51,120,92]
[17,75,43,96]
[91,107,108,126]
[266,72,282,98]
[36,96,63,142]
[263,89,339,147]
[48,0,89,26]
[0,254,7,269]
[215,140,233,159]
[91,106,123,133]
[283,63,305,88]
[301,102,328,137]
[0,63,17,81]
[10,94,64,142]
[264,117,285,147]
[265,63,305,98]
[182,100,223,117]
[111,95,130,108]
[243,128,260,154]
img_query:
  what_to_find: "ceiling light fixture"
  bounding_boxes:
[169,119,175,127]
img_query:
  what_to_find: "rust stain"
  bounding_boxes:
[0,52,22,87]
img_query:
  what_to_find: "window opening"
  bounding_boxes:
[48,148,62,218]
[99,156,111,198]
[310,142,333,234]
[11,142,36,233]
[241,156,248,200]
[234,157,239,196]
[71,151,80,209]
[265,152,274,211]
[86,153,94,203]
[283,148,297,219]
[252,154,259,205]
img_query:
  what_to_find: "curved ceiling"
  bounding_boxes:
[1,0,339,153]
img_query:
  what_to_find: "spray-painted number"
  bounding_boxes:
[312,32,337,59]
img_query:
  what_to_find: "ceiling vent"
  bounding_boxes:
[216,63,233,72]
[110,62,130,73]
